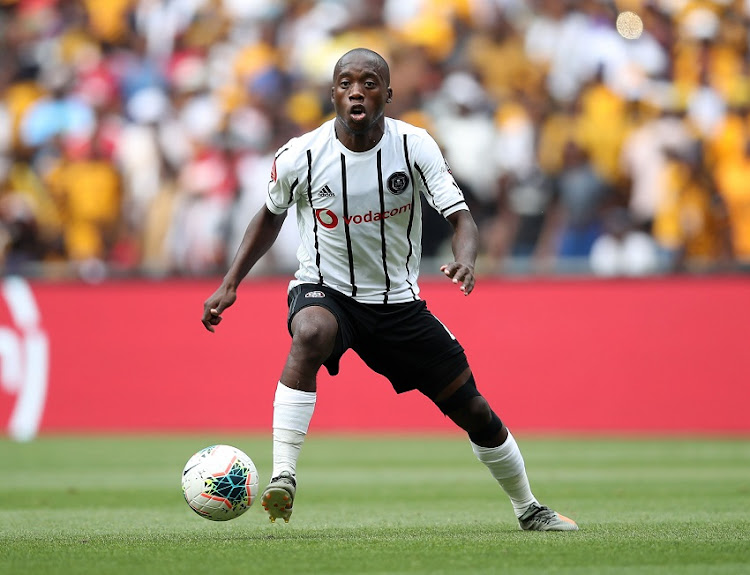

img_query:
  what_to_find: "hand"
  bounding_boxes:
[201,286,237,332]
[440,262,475,296]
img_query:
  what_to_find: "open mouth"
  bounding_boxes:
[349,105,366,121]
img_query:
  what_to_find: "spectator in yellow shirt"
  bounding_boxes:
[47,137,121,262]
[652,143,732,270]
[714,137,750,265]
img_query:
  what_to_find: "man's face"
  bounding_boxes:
[331,53,391,135]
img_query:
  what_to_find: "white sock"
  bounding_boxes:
[471,431,538,517]
[271,382,316,479]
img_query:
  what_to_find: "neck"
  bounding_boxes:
[334,118,385,152]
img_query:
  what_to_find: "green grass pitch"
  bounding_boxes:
[1,434,748,574]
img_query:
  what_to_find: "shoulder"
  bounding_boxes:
[385,118,442,160]
[389,119,445,163]
[386,117,432,142]
[274,122,331,163]
[272,121,334,179]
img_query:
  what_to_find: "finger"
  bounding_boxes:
[452,268,468,285]
[452,269,473,293]
[201,308,221,330]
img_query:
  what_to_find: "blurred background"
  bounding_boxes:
[1,0,749,281]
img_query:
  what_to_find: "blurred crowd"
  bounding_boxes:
[1,0,749,280]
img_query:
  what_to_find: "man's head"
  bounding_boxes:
[331,48,392,138]
[332,48,391,87]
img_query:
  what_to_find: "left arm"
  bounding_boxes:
[441,209,478,296]
[411,130,477,294]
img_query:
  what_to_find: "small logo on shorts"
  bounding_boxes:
[387,172,409,195]
[305,291,326,298]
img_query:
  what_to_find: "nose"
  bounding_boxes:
[348,82,364,99]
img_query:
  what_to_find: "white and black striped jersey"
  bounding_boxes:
[266,117,469,304]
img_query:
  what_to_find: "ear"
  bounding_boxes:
[386,88,393,103]
[331,86,335,102]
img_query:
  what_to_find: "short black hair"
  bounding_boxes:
[333,48,390,86]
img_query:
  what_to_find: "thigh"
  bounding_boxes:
[287,284,358,376]
[354,302,469,397]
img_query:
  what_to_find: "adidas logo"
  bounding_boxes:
[318,185,335,198]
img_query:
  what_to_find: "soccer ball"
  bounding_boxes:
[181,444,259,521]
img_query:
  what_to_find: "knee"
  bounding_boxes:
[457,396,493,427]
[434,374,488,420]
[460,397,505,445]
[436,376,493,429]
[291,316,337,360]
[435,379,506,445]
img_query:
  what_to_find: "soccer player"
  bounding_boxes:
[201,48,578,531]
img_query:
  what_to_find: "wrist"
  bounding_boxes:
[221,276,240,291]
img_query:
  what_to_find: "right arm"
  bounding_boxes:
[201,206,287,332]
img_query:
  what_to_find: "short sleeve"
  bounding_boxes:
[266,145,298,215]
[412,132,468,218]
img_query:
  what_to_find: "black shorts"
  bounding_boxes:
[287,283,469,399]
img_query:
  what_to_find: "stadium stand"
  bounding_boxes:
[0,0,748,279]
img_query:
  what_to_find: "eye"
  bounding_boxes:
[339,80,350,88]
[364,81,376,89]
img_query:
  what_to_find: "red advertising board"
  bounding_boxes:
[0,276,748,437]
